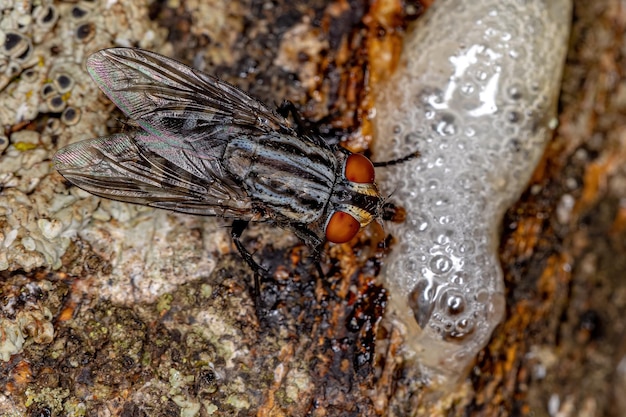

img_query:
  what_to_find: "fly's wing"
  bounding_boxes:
[85,48,319,190]
[86,47,298,148]
[54,132,256,219]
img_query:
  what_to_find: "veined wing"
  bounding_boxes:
[53,132,256,219]
[86,47,296,148]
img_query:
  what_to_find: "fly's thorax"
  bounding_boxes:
[323,152,384,244]
[222,133,337,223]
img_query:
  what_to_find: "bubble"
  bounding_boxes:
[456,173,476,190]
[404,132,422,146]
[433,113,457,136]
[440,289,466,315]
[410,214,430,232]
[409,278,438,328]
[529,82,541,93]
[460,82,476,96]
[474,290,490,304]
[438,215,454,225]
[474,69,489,81]
[508,48,522,60]
[428,193,451,210]
[426,179,440,190]
[402,258,420,274]
[505,110,521,124]
[429,254,453,274]
[426,88,445,106]
[456,318,474,333]
[464,126,476,137]
[507,137,522,153]
[450,272,467,286]
[457,240,475,255]
[506,84,524,101]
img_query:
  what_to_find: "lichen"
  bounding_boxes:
[0,1,229,309]
[1,1,168,274]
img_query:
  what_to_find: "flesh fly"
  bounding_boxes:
[54,48,413,277]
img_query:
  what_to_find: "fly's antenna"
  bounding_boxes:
[372,150,420,168]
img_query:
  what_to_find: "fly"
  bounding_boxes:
[53,48,417,290]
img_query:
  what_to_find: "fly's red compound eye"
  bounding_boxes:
[325,211,360,243]
[344,153,375,184]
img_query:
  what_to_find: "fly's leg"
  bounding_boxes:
[231,219,263,300]
[277,100,307,134]
[291,224,327,280]
[372,150,421,167]
[276,101,333,148]
[311,244,326,281]
[276,100,342,148]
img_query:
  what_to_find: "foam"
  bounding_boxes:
[373,0,571,384]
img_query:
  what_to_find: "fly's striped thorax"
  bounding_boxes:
[222,133,337,223]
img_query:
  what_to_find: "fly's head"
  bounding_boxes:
[324,152,384,244]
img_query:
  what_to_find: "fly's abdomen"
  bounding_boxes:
[223,134,336,223]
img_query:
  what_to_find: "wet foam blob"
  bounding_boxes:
[373,0,572,385]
